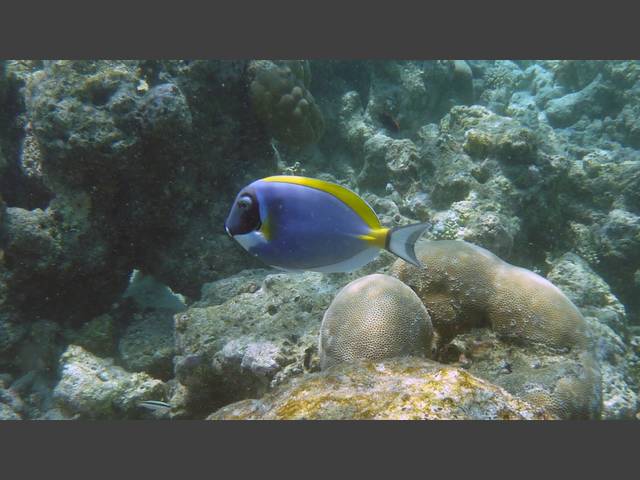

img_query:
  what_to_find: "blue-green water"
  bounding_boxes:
[0,60,638,420]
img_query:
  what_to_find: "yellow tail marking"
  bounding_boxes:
[262,175,381,230]
[358,228,389,248]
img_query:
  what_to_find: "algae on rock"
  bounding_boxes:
[208,357,553,420]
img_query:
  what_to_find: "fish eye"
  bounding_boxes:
[237,195,252,209]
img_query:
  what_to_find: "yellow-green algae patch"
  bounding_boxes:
[207,357,555,420]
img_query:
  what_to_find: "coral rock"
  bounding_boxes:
[173,270,346,416]
[248,60,324,146]
[208,357,553,420]
[53,345,167,419]
[118,311,176,381]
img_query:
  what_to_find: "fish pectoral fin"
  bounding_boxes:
[260,215,274,241]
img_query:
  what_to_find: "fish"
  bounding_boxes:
[380,111,400,133]
[137,400,172,412]
[224,175,429,272]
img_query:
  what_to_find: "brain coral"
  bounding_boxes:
[390,240,600,419]
[319,274,433,369]
[248,60,324,146]
[488,263,588,350]
[390,240,587,351]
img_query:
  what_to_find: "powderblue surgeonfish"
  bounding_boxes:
[224,175,430,273]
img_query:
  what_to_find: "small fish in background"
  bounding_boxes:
[379,110,400,133]
[138,400,172,414]
[123,270,187,313]
[224,175,430,273]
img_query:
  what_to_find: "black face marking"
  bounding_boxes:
[225,188,261,235]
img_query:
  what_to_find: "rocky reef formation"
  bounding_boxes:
[171,270,340,417]
[391,241,588,350]
[53,345,168,420]
[1,60,273,327]
[0,60,639,420]
[118,311,176,381]
[547,253,638,418]
[208,357,553,420]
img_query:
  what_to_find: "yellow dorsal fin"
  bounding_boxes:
[262,176,381,230]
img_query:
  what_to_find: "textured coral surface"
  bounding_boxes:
[319,274,433,369]
[208,357,554,420]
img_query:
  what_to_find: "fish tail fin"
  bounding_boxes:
[385,222,430,267]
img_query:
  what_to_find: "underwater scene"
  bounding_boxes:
[0,60,639,420]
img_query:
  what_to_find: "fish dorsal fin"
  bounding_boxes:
[262,176,381,229]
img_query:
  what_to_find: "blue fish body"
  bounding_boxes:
[225,176,429,273]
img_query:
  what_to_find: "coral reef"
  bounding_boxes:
[319,274,433,369]
[248,60,324,146]
[391,240,601,419]
[547,253,638,418]
[449,329,601,420]
[172,270,344,416]
[53,345,168,419]
[0,374,24,420]
[208,357,553,420]
[358,134,420,193]
[0,60,639,420]
[64,314,117,358]
[545,75,614,128]
[1,200,129,322]
[118,311,175,381]
[1,59,273,326]
[0,313,27,369]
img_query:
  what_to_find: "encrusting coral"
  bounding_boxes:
[208,357,554,420]
[319,274,433,369]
